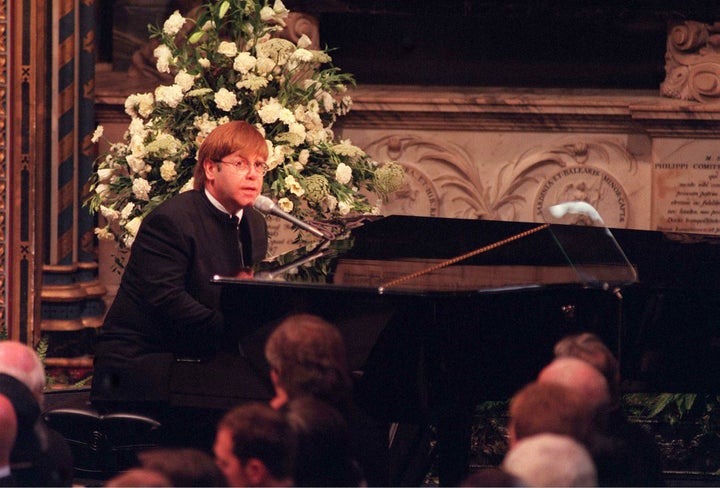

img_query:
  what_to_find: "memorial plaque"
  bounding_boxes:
[654,148,720,235]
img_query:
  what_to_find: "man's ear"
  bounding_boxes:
[203,158,218,182]
[244,458,270,486]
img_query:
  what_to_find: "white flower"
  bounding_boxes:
[180,178,195,193]
[214,88,238,112]
[257,98,282,124]
[163,10,186,36]
[338,200,351,215]
[153,44,173,73]
[125,155,146,176]
[97,168,114,182]
[155,84,184,108]
[233,52,257,74]
[236,74,269,91]
[198,57,211,68]
[160,160,177,182]
[326,195,338,211]
[284,175,304,197]
[290,48,314,64]
[201,20,215,31]
[217,41,238,58]
[297,34,312,49]
[120,202,135,219]
[124,93,154,118]
[94,227,114,241]
[100,205,119,221]
[335,162,352,185]
[174,70,196,92]
[298,149,310,165]
[132,178,152,200]
[278,197,293,212]
[333,141,364,157]
[91,125,104,144]
[255,57,275,74]
[125,216,143,237]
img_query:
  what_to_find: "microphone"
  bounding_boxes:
[253,195,329,239]
[548,201,605,225]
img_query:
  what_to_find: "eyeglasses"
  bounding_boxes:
[213,157,269,176]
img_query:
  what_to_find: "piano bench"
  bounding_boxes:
[42,406,162,480]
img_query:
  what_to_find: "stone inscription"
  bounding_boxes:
[654,156,720,235]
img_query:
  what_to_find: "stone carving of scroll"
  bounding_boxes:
[661,20,720,103]
[364,134,636,228]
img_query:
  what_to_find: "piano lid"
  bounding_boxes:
[213,201,639,295]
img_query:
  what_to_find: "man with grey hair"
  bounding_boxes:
[502,433,597,487]
[0,341,73,486]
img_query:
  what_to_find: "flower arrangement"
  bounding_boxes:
[86,0,404,249]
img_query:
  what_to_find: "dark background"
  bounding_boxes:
[100,0,720,89]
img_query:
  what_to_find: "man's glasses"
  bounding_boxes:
[214,157,269,176]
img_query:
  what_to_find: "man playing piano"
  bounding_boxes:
[90,121,273,446]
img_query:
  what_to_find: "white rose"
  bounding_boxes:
[335,162,352,185]
[155,84,184,108]
[214,88,238,112]
[217,41,238,58]
[160,160,177,182]
[174,70,196,92]
[162,10,186,36]
[132,177,152,201]
[153,44,173,73]
[233,52,257,74]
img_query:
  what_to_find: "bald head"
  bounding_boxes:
[0,341,46,405]
[537,357,610,413]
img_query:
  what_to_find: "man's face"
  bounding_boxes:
[214,427,247,486]
[204,148,266,213]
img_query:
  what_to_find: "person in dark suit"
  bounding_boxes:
[91,120,274,447]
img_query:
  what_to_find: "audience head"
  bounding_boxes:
[537,357,610,414]
[0,341,46,406]
[137,447,228,487]
[0,394,17,466]
[214,402,295,487]
[104,467,173,487]
[264,314,351,411]
[508,381,593,447]
[502,433,597,487]
[553,332,620,405]
[285,395,364,487]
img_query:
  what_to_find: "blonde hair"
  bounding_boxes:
[193,121,268,190]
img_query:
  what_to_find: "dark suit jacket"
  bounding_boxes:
[91,190,269,405]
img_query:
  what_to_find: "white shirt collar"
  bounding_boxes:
[205,188,244,221]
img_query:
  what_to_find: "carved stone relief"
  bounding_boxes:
[360,133,644,230]
[661,20,720,103]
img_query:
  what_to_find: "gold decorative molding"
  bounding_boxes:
[9,0,49,344]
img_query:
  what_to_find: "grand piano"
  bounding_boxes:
[214,208,720,486]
